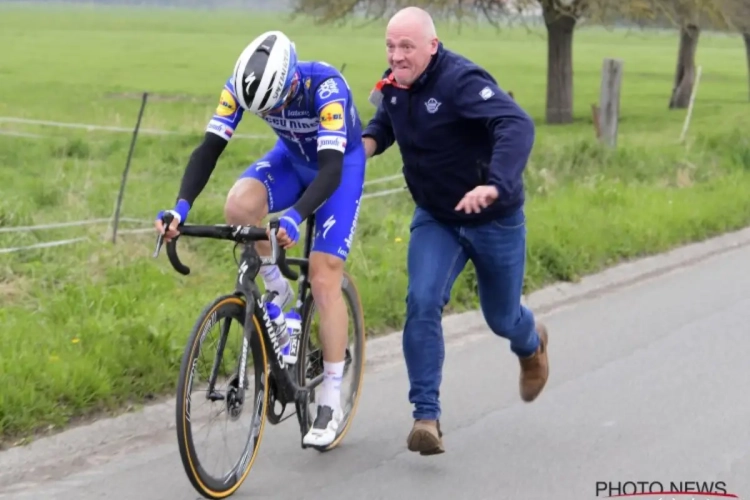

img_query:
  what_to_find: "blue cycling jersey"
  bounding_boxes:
[206,61,364,166]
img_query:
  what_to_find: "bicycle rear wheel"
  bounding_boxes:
[295,271,366,452]
[175,294,270,499]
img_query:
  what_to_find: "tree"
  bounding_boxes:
[290,0,509,27]
[291,0,592,124]
[291,0,733,122]
[538,0,587,124]
[717,0,750,100]
[612,0,730,108]
[661,1,730,109]
[668,5,703,109]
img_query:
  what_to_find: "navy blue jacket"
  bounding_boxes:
[362,43,535,225]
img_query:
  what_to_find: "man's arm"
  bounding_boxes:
[361,75,396,157]
[361,103,395,157]
[362,136,378,158]
[454,68,535,201]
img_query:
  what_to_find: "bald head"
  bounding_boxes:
[387,6,438,41]
[385,6,439,86]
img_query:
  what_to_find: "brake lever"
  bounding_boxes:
[267,218,281,265]
[153,212,174,258]
[153,232,165,258]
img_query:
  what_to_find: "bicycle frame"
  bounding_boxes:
[154,213,321,443]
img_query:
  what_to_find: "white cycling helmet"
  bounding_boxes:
[231,30,298,114]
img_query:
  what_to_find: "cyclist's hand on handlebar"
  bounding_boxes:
[268,208,302,249]
[155,212,181,242]
[271,226,295,249]
[155,200,190,242]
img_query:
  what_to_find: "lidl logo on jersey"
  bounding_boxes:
[319,102,345,131]
[216,89,237,117]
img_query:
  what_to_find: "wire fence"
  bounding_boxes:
[0,217,150,234]
[0,186,407,254]
[0,91,409,255]
[0,116,274,140]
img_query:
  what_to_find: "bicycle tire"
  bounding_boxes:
[295,271,366,452]
[175,294,270,499]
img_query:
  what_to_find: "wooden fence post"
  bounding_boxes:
[598,58,624,148]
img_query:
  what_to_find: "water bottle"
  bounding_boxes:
[282,310,302,365]
[265,302,290,352]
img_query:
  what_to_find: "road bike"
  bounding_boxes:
[153,213,366,499]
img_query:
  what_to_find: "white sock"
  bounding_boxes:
[259,265,287,295]
[319,360,345,413]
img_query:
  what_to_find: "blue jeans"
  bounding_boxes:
[403,206,541,421]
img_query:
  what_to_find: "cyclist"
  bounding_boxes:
[155,30,366,447]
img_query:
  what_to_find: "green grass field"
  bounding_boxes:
[1,4,750,446]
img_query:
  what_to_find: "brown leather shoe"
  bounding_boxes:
[406,419,444,455]
[519,323,549,402]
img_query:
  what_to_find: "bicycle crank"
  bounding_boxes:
[266,373,287,424]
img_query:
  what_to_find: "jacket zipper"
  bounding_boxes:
[407,92,415,155]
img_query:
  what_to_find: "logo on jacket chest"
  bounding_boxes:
[424,98,442,114]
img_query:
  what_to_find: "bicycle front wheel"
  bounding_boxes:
[175,294,270,499]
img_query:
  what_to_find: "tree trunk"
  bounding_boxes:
[669,23,700,109]
[543,10,576,124]
[743,31,750,102]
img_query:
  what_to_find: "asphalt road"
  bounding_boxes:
[2,238,749,500]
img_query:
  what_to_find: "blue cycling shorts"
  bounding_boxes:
[239,140,366,261]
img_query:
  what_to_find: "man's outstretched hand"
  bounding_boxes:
[455,185,499,214]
